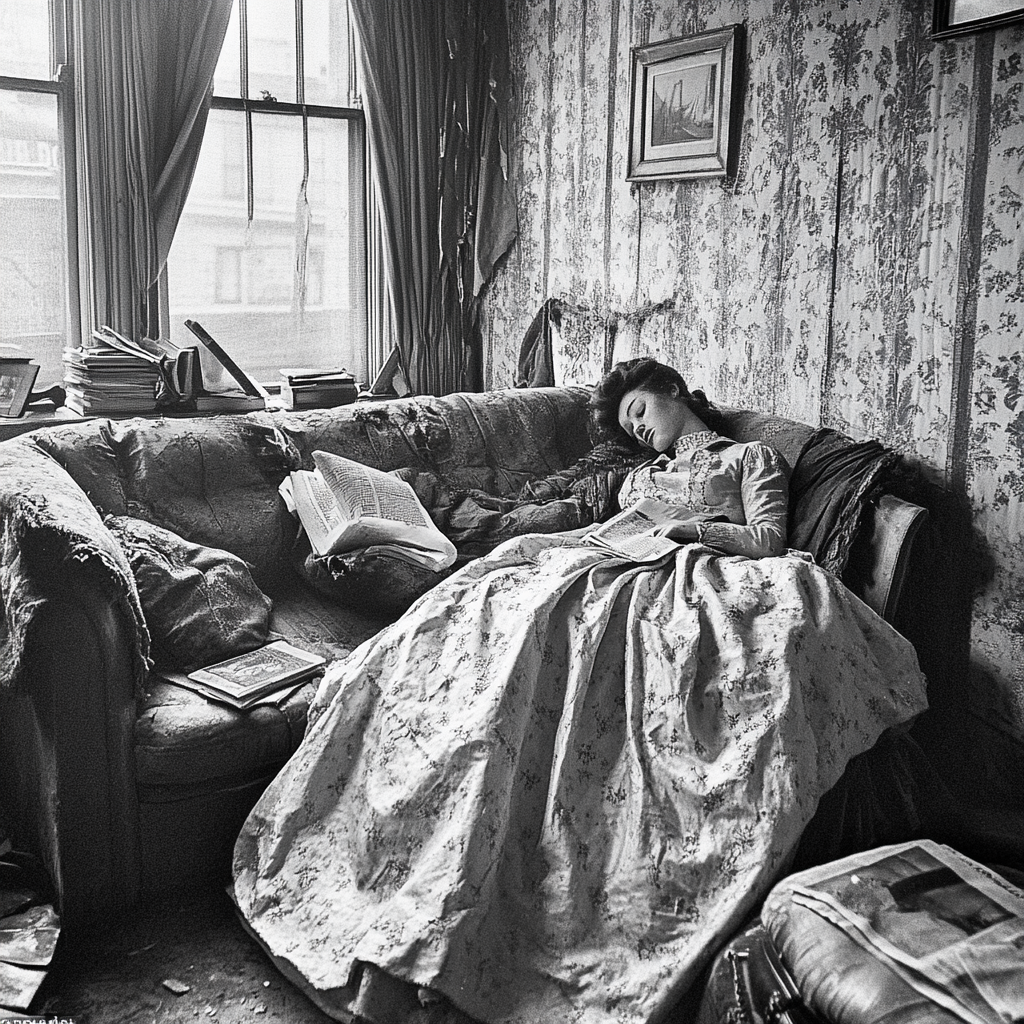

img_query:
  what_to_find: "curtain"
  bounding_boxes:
[351,0,517,396]
[74,0,232,342]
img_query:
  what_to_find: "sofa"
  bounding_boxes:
[0,385,933,931]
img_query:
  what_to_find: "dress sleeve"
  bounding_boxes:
[700,443,789,559]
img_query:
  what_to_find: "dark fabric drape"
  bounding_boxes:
[76,0,232,341]
[350,0,517,396]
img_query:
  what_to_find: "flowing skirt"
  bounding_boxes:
[232,535,928,1024]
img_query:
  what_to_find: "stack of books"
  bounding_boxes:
[279,367,358,410]
[62,328,164,416]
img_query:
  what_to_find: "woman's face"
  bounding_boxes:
[617,386,691,452]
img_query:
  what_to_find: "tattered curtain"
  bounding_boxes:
[351,0,517,396]
[74,0,233,343]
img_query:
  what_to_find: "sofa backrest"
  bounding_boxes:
[28,387,595,584]
[18,384,923,622]
[272,386,595,494]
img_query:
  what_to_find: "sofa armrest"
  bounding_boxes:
[0,437,148,929]
[0,437,148,695]
[0,578,142,930]
[843,493,928,623]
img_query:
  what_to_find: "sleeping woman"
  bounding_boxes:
[232,357,928,1024]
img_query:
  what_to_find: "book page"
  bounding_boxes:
[314,450,431,528]
[585,497,700,562]
[288,470,344,556]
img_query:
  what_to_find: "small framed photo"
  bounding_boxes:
[627,24,743,182]
[933,0,1024,37]
[0,361,40,418]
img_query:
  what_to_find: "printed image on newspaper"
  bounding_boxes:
[769,840,1024,1024]
[280,451,456,571]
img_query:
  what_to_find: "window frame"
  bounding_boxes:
[159,0,368,376]
[0,0,82,356]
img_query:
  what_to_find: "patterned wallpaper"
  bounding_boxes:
[478,0,1024,805]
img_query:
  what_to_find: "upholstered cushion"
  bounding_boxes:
[789,429,899,576]
[134,576,390,791]
[272,387,594,497]
[299,548,455,616]
[105,515,272,672]
[38,414,302,589]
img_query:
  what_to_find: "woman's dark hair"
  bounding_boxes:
[589,357,722,439]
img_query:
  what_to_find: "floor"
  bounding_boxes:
[29,886,335,1024]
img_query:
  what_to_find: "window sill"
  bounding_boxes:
[0,402,281,443]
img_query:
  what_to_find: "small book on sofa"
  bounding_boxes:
[281,450,458,572]
[158,640,326,710]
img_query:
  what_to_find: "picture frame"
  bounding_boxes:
[933,0,1024,37]
[0,360,40,418]
[627,24,743,182]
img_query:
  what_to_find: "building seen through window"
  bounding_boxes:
[0,0,366,392]
[166,0,367,388]
[0,0,71,386]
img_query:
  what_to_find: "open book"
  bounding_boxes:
[584,497,722,562]
[770,840,1024,1024]
[281,450,457,572]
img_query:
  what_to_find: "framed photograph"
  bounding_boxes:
[627,24,743,182]
[933,0,1024,36]
[0,360,40,418]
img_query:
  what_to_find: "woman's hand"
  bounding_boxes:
[651,520,701,542]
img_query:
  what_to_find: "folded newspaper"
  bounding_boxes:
[280,450,457,572]
[764,840,1024,1024]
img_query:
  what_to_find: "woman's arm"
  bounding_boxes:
[655,443,788,558]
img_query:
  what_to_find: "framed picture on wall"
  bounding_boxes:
[627,24,743,182]
[933,0,1024,36]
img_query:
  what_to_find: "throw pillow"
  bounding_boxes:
[104,515,272,672]
[788,429,900,577]
[300,547,455,616]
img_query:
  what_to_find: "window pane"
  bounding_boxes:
[246,0,297,104]
[213,2,241,98]
[212,1,353,106]
[303,0,352,106]
[0,89,67,384]
[166,109,366,385]
[0,0,52,80]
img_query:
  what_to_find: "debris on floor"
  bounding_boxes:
[0,842,61,1013]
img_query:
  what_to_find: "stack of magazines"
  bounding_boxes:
[62,327,164,416]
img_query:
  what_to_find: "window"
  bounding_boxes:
[0,0,77,385]
[165,0,367,384]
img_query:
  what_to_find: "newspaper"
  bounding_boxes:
[765,840,1024,1024]
[282,450,457,571]
[584,497,718,563]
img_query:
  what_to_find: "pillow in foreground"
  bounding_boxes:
[105,514,272,672]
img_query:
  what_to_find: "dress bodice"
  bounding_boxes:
[617,431,789,559]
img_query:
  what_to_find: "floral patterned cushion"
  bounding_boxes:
[105,515,272,672]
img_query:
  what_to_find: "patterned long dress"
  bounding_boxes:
[231,431,928,1024]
